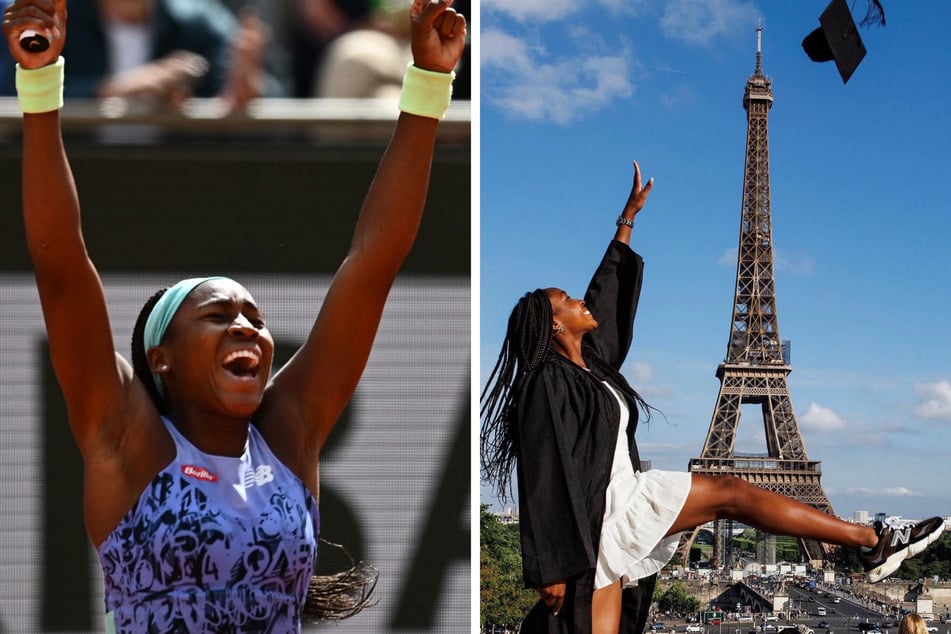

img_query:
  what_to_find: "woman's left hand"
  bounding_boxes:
[622,159,653,219]
[409,0,467,73]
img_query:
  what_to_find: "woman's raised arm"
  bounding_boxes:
[260,0,466,452]
[4,0,136,450]
[613,160,653,245]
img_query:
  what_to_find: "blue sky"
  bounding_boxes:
[478,0,951,521]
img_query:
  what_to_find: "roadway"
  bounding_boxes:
[655,584,894,634]
[780,585,893,634]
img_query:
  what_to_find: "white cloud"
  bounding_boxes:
[845,487,922,498]
[660,85,694,110]
[482,0,648,24]
[628,360,653,383]
[774,250,815,275]
[619,360,672,401]
[660,0,759,46]
[718,247,736,267]
[482,29,635,124]
[480,0,756,122]
[913,380,951,421]
[481,0,755,42]
[799,402,847,432]
[481,0,578,23]
[480,29,537,71]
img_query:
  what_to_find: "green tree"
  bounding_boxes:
[480,505,537,630]
[775,536,800,562]
[657,581,702,616]
[832,541,863,573]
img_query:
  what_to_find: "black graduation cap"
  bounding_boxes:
[801,0,867,84]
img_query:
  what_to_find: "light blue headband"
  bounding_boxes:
[143,276,231,396]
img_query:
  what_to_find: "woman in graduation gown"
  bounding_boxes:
[481,161,943,634]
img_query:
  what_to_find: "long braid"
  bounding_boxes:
[480,289,553,501]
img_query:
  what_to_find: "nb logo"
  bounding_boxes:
[890,528,912,547]
[243,464,275,488]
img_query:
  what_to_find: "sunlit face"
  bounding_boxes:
[158,279,275,417]
[545,287,597,336]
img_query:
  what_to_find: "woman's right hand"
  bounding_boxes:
[2,0,66,69]
[539,580,567,615]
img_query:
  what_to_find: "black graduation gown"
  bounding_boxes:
[515,240,657,634]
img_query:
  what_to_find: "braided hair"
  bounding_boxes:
[480,289,554,501]
[131,287,170,415]
[480,288,657,502]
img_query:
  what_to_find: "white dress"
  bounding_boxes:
[594,381,692,590]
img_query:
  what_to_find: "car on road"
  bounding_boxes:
[817,621,831,629]
[765,616,779,622]
[686,625,702,633]
[651,624,666,631]
[832,598,841,604]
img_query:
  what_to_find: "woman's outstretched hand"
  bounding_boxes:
[410,0,467,74]
[2,0,65,69]
[622,159,654,219]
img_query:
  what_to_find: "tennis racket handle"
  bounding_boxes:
[19,30,51,53]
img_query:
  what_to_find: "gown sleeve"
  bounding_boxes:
[515,367,595,587]
[582,240,644,370]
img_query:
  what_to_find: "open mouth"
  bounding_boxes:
[222,349,261,379]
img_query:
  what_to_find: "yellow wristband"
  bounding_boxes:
[398,64,455,120]
[15,56,65,114]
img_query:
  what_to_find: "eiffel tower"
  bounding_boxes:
[681,27,835,569]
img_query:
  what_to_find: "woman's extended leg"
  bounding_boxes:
[665,474,945,582]
[666,474,876,547]
[592,580,622,634]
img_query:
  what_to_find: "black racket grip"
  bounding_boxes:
[19,30,50,53]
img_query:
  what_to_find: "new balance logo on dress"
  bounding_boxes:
[244,464,275,488]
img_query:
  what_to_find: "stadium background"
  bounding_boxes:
[0,105,470,632]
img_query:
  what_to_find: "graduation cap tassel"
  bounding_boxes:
[859,0,886,28]
[802,0,886,84]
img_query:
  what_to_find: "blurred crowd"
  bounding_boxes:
[0,0,470,112]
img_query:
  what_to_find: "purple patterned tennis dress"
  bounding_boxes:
[97,417,319,633]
